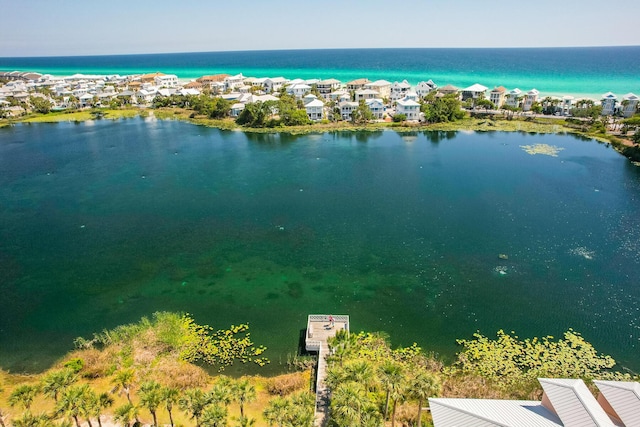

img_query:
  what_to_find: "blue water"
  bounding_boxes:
[1,47,639,97]
[1,119,640,374]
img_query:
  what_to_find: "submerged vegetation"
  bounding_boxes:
[1,313,635,427]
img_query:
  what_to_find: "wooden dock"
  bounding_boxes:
[305,314,350,427]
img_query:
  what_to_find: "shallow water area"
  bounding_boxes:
[1,118,640,374]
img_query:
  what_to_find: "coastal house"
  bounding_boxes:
[329,89,350,102]
[416,80,437,98]
[601,92,617,116]
[154,74,178,88]
[489,86,507,108]
[395,98,421,121]
[141,72,165,84]
[523,88,540,111]
[621,93,639,118]
[390,80,412,101]
[364,80,391,99]
[346,78,370,91]
[197,74,230,91]
[264,77,287,93]
[316,78,341,98]
[437,84,460,97]
[365,98,385,119]
[230,103,245,118]
[224,74,245,92]
[288,83,311,99]
[135,88,158,104]
[461,83,488,101]
[355,88,380,102]
[339,100,359,121]
[561,96,574,116]
[430,378,640,427]
[505,88,523,108]
[305,98,325,121]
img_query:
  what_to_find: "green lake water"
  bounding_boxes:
[1,119,639,374]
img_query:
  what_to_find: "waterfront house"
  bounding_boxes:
[329,89,350,102]
[461,83,488,101]
[197,74,230,91]
[523,88,540,111]
[305,98,325,121]
[601,92,617,116]
[390,80,412,101]
[364,80,391,99]
[430,378,640,427]
[621,93,639,117]
[230,102,245,117]
[365,98,385,119]
[561,95,574,116]
[339,101,359,121]
[395,98,421,121]
[416,80,437,98]
[437,84,460,97]
[505,88,523,108]
[355,88,380,102]
[183,81,204,91]
[264,77,288,93]
[316,78,341,98]
[346,78,370,91]
[154,74,178,88]
[288,83,311,99]
[224,74,245,92]
[141,72,165,84]
[489,86,507,108]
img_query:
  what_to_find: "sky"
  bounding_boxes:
[1,0,640,57]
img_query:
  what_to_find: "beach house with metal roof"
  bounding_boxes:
[461,83,488,101]
[523,88,540,111]
[601,92,618,116]
[621,93,639,118]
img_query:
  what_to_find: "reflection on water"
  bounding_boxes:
[1,118,639,374]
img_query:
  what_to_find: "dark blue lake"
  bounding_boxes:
[1,118,639,374]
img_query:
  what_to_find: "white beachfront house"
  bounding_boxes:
[305,98,325,121]
[561,95,574,116]
[601,92,617,116]
[154,74,178,88]
[461,83,488,101]
[365,98,385,119]
[489,86,507,108]
[621,92,639,117]
[224,74,245,92]
[355,88,379,102]
[505,88,522,108]
[264,77,287,93]
[390,80,412,101]
[329,89,350,103]
[230,103,245,118]
[288,83,311,99]
[339,101,358,120]
[395,98,421,121]
[416,80,437,98]
[523,88,540,111]
[364,80,391,99]
[430,378,640,427]
[316,78,341,99]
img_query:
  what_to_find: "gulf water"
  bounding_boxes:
[1,47,639,97]
[1,119,639,374]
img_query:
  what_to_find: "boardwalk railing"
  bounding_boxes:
[305,314,350,427]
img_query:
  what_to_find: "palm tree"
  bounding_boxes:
[378,361,404,421]
[408,370,442,427]
[9,384,39,411]
[138,380,162,427]
[160,386,179,427]
[231,379,256,420]
[111,369,135,404]
[0,383,6,427]
[234,416,255,427]
[389,376,407,427]
[262,396,290,427]
[179,388,212,427]
[91,392,114,427]
[113,403,138,427]
[56,384,91,427]
[330,381,369,427]
[200,404,228,427]
[288,392,314,427]
[41,369,77,403]
[209,379,232,408]
[11,411,50,427]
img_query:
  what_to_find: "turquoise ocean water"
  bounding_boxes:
[1,47,639,98]
[1,119,640,374]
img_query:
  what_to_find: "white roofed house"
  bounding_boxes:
[304,98,325,121]
[461,83,488,101]
[346,78,370,91]
[390,80,412,101]
[288,83,311,99]
[601,92,617,116]
[230,103,245,118]
[523,88,540,111]
[505,88,523,108]
[364,98,385,119]
[364,80,391,100]
[561,96,574,116]
[224,73,245,92]
[264,77,287,93]
[621,93,639,118]
[154,74,178,88]
[395,98,421,121]
[416,80,437,98]
[355,88,379,102]
[316,78,341,99]
[339,101,359,121]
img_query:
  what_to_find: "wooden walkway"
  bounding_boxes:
[305,314,350,427]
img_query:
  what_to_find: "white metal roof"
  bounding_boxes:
[539,378,616,427]
[622,92,639,101]
[464,83,488,92]
[594,380,640,427]
[430,398,562,427]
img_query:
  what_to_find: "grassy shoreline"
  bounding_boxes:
[1,107,633,159]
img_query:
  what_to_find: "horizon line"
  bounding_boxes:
[2,44,640,60]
